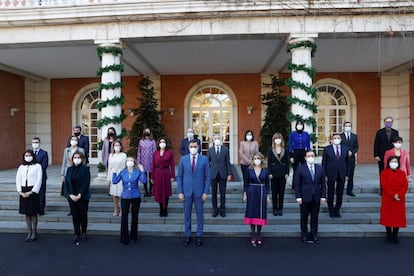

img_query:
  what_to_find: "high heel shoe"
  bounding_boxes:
[256,238,262,245]
[250,239,256,247]
[72,235,81,245]
[25,232,32,242]
[30,231,37,241]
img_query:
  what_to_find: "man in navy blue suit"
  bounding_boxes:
[177,139,210,246]
[32,137,49,216]
[67,125,89,163]
[294,150,326,244]
[322,133,350,218]
[179,127,201,156]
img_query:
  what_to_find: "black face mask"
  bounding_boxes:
[108,133,115,137]
[145,132,151,137]
[74,132,81,137]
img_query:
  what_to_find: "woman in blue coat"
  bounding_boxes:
[112,157,147,245]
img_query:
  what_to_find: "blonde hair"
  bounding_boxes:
[249,151,267,168]
[272,132,285,148]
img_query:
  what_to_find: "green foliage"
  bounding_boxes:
[127,77,165,156]
[259,75,291,154]
[97,162,106,173]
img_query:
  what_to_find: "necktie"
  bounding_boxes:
[336,146,340,159]
[192,156,195,173]
[216,147,220,155]
[310,165,314,180]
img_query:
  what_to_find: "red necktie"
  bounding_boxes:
[192,156,195,173]
[336,146,340,159]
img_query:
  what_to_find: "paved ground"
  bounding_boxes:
[0,233,412,276]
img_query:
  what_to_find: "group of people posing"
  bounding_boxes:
[15,117,410,246]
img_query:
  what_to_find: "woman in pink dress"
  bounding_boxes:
[137,128,156,197]
[152,137,175,217]
[383,136,412,182]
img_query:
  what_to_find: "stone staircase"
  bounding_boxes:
[1,164,413,238]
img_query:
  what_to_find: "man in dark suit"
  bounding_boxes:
[374,116,399,174]
[32,137,49,216]
[67,125,90,163]
[322,133,350,218]
[179,127,201,156]
[294,150,326,244]
[208,134,232,217]
[177,139,210,246]
[340,121,359,197]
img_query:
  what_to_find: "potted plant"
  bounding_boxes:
[97,162,106,177]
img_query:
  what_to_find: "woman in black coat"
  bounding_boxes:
[267,133,289,216]
[65,151,91,245]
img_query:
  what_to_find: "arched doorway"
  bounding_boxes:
[314,80,356,155]
[185,80,238,163]
[72,83,101,164]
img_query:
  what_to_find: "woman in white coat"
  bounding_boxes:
[107,140,127,216]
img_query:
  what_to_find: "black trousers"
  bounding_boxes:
[241,164,249,187]
[291,149,306,189]
[120,197,141,244]
[68,199,89,236]
[347,158,356,193]
[39,177,47,215]
[327,175,345,212]
[300,200,320,236]
[211,175,227,211]
[271,176,286,211]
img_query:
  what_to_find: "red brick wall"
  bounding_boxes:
[0,70,25,169]
[161,74,262,162]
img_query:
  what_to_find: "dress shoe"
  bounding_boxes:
[278,210,283,216]
[67,212,72,216]
[183,237,191,246]
[312,236,320,244]
[301,236,308,244]
[25,232,32,242]
[273,210,278,216]
[72,235,81,245]
[335,211,342,218]
[220,211,226,217]
[196,237,203,246]
[212,210,219,217]
[329,210,335,218]
[347,192,356,197]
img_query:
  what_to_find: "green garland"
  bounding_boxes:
[285,40,318,143]
[287,63,317,79]
[97,46,123,58]
[98,81,125,91]
[96,95,125,110]
[96,64,124,76]
[286,40,317,57]
[96,111,127,129]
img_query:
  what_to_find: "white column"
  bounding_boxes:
[99,43,122,140]
[289,37,315,135]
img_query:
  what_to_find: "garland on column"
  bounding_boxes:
[285,40,318,142]
[96,46,127,148]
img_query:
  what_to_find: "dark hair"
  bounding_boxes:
[106,127,117,139]
[392,136,403,143]
[386,155,400,169]
[343,121,352,126]
[332,133,341,138]
[295,120,304,126]
[141,128,154,140]
[156,137,169,150]
[305,150,316,157]
[111,139,123,154]
[22,150,37,165]
[73,125,82,130]
[32,137,41,143]
[71,151,85,166]
[189,138,199,146]
[244,130,254,141]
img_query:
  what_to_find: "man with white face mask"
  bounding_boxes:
[179,127,201,156]
[177,139,210,246]
[294,150,326,244]
[208,135,232,217]
[322,133,350,218]
[340,122,359,196]
[32,137,49,216]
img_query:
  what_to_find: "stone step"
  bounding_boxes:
[1,220,414,238]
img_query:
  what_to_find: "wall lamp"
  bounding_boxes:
[10,107,20,116]
[168,107,175,116]
[128,108,138,116]
[246,106,253,115]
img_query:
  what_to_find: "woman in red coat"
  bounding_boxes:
[152,137,175,217]
[380,156,408,243]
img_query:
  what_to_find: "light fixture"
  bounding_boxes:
[168,107,175,116]
[10,107,20,116]
[246,106,253,115]
[128,108,137,116]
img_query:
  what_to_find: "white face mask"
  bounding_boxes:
[70,140,78,146]
[394,143,402,149]
[253,159,262,166]
[189,148,198,155]
[32,143,40,150]
[159,142,166,149]
[306,157,315,165]
[344,126,351,133]
[214,139,221,146]
[73,158,82,166]
[114,146,121,152]
[187,132,194,139]
[296,125,304,131]
[126,161,134,167]
[246,135,253,141]
[333,138,341,145]
[389,161,399,170]
[274,139,282,145]
[24,156,33,163]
